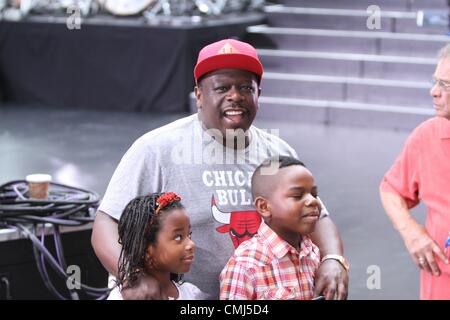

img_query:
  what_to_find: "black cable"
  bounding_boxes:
[0,276,12,300]
[53,226,80,300]
[0,181,110,300]
[35,226,69,300]
[0,180,100,204]
[5,215,83,226]
[23,224,69,300]
[17,224,110,298]
[53,227,67,269]
[52,205,87,219]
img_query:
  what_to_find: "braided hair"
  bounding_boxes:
[116,193,184,290]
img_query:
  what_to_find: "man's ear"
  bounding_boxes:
[194,85,202,111]
[254,196,271,221]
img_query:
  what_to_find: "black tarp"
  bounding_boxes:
[0,15,263,112]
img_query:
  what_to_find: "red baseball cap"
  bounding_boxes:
[194,39,263,84]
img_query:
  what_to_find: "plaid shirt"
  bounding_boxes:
[220,221,320,300]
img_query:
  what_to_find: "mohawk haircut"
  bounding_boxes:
[251,155,306,200]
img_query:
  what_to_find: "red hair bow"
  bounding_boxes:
[155,192,181,214]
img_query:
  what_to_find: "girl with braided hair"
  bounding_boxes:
[107,192,205,300]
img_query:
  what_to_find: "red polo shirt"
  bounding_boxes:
[380,116,450,299]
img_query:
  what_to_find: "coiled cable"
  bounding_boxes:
[0,180,110,300]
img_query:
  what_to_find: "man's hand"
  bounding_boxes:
[402,222,449,276]
[121,274,165,300]
[310,216,348,300]
[380,191,449,276]
[314,259,348,300]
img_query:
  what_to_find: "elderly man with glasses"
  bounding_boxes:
[379,44,450,300]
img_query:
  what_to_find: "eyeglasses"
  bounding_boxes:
[431,78,450,92]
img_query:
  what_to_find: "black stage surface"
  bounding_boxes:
[0,13,264,113]
[0,228,107,299]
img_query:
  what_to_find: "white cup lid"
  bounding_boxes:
[26,174,52,183]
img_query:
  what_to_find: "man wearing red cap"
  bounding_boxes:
[92,39,349,300]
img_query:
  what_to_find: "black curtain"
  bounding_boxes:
[0,17,260,112]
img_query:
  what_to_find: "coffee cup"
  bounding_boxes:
[26,174,52,199]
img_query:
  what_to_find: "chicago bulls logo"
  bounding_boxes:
[211,195,261,248]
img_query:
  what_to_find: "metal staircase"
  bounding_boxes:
[245,0,450,130]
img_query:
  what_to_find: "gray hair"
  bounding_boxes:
[438,43,450,60]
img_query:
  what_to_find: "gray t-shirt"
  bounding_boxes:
[99,114,328,299]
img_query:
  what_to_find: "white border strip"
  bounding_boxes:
[263,72,430,88]
[247,25,450,41]
[264,5,417,19]
[259,96,433,115]
[257,49,436,64]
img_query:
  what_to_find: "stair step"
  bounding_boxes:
[278,0,448,11]
[265,5,416,18]
[261,72,431,107]
[246,25,449,56]
[258,49,436,80]
[264,5,448,34]
[259,95,432,114]
[240,2,445,129]
[257,96,433,130]
[188,92,432,130]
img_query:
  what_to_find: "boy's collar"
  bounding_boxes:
[258,221,314,259]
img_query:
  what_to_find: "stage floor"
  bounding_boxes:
[0,104,427,299]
